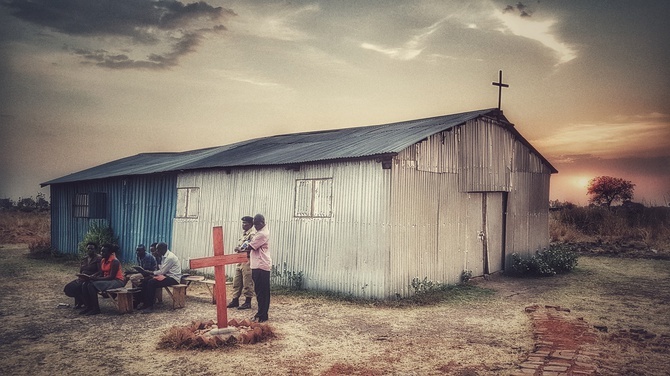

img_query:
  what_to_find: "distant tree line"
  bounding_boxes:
[0,193,50,212]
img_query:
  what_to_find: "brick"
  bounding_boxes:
[551,354,574,360]
[544,365,568,372]
[574,362,597,369]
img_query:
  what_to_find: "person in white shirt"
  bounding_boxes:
[137,242,182,314]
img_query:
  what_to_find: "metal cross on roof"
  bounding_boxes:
[491,70,509,110]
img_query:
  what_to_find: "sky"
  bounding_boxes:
[0,0,669,206]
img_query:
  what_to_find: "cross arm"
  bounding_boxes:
[189,253,249,269]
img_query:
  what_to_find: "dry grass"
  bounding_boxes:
[0,210,50,245]
[550,207,670,258]
[0,244,668,375]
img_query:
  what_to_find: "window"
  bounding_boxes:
[73,192,106,218]
[176,187,200,218]
[295,178,332,218]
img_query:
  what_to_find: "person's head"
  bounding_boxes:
[149,242,158,256]
[156,242,168,256]
[136,244,146,258]
[100,244,117,259]
[253,213,266,231]
[85,242,98,257]
[241,216,254,231]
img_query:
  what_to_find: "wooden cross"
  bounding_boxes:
[189,226,248,327]
[491,70,509,110]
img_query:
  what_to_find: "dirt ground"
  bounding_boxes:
[0,244,668,376]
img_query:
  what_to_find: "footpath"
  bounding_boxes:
[511,305,601,376]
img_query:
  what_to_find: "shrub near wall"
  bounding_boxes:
[509,244,579,277]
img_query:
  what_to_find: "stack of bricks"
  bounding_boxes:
[511,305,600,375]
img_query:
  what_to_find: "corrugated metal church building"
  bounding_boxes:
[43,108,557,298]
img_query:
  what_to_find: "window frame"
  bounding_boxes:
[176,187,200,219]
[73,192,106,219]
[294,178,333,218]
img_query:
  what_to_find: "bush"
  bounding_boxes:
[510,244,579,277]
[78,223,118,257]
[270,262,303,290]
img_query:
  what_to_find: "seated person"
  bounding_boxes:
[137,242,182,314]
[127,244,158,287]
[63,242,102,309]
[79,244,126,316]
[150,242,161,265]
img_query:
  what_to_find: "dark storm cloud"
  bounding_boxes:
[65,30,204,69]
[2,0,236,69]
[503,2,533,17]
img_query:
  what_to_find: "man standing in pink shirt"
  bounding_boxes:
[248,213,271,322]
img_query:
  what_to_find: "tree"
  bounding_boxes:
[587,176,635,207]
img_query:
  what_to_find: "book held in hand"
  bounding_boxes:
[134,266,153,276]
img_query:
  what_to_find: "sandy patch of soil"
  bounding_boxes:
[0,244,668,375]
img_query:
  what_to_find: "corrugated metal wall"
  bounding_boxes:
[388,117,551,296]
[50,174,177,261]
[172,160,391,298]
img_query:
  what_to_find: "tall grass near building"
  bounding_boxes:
[0,210,50,245]
[550,205,670,256]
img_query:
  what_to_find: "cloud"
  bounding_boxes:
[228,3,319,42]
[495,3,575,65]
[2,0,235,69]
[534,115,670,160]
[503,2,532,17]
[360,18,445,61]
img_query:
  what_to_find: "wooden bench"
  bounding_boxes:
[104,287,137,314]
[153,284,187,309]
[181,275,218,304]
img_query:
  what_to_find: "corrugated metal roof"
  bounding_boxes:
[42,108,554,186]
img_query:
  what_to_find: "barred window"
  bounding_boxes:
[294,178,332,218]
[73,192,106,218]
[176,187,200,218]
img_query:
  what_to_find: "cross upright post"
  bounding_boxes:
[189,226,248,327]
[491,70,509,110]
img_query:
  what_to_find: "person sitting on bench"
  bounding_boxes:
[79,244,125,316]
[63,242,101,309]
[137,242,182,314]
[127,244,157,288]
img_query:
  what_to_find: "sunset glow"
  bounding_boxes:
[0,1,668,206]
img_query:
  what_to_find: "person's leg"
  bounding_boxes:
[79,282,92,313]
[257,270,271,321]
[238,263,254,309]
[143,278,158,309]
[142,277,178,313]
[83,282,100,315]
[252,269,261,319]
[228,266,242,307]
[64,280,84,307]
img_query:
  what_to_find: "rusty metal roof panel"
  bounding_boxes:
[42,108,498,186]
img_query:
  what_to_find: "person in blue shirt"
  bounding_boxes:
[128,244,157,288]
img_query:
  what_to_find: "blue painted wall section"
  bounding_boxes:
[50,174,177,261]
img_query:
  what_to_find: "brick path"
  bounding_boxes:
[511,305,601,375]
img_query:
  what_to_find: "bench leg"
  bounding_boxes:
[116,292,134,314]
[164,285,187,309]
